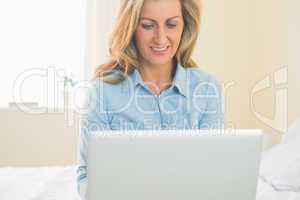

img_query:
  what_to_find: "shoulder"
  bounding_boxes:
[87,75,133,109]
[83,77,121,104]
[186,67,222,94]
[186,67,221,85]
[90,73,126,95]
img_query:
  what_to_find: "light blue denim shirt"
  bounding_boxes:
[77,63,224,198]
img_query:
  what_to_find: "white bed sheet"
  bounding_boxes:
[0,166,80,200]
[0,165,299,200]
[256,178,300,200]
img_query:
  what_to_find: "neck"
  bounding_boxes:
[139,60,176,84]
[138,60,177,95]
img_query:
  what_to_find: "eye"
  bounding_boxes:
[141,23,154,30]
[166,22,177,29]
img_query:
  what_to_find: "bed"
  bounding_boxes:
[0,166,80,200]
[0,166,300,200]
[257,179,300,200]
[1,120,300,200]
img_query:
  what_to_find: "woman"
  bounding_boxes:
[77,0,224,198]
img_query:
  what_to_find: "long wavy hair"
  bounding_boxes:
[94,0,202,84]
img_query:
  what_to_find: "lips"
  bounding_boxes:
[150,45,170,54]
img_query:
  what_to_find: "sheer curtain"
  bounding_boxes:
[85,0,120,78]
[0,0,87,110]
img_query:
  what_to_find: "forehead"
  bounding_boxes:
[140,0,182,20]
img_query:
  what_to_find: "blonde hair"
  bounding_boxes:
[94,0,201,84]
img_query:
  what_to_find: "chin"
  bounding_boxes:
[149,60,171,67]
[146,56,173,66]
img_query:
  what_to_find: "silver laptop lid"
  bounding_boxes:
[87,129,263,200]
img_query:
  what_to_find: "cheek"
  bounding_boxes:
[169,31,183,48]
[135,29,152,48]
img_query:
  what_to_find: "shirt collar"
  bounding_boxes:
[172,63,188,97]
[130,63,188,97]
[131,67,144,87]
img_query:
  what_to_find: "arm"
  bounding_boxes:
[198,76,224,129]
[77,80,110,200]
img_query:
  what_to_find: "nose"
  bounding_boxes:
[153,26,168,45]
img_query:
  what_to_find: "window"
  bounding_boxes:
[0,0,87,110]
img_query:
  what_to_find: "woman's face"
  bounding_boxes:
[135,0,184,67]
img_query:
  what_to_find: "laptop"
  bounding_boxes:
[87,129,263,200]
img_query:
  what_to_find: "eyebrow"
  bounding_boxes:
[140,16,181,22]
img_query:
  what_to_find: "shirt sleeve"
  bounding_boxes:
[77,80,110,199]
[198,76,224,129]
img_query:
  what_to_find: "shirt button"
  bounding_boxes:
[161,123,168,129]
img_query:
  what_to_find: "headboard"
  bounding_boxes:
[0,109,79,167]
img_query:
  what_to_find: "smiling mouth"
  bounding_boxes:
[150,46,170,54]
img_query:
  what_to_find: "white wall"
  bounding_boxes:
[288,0,300,123]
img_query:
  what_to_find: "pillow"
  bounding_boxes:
[260,134,300,192]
